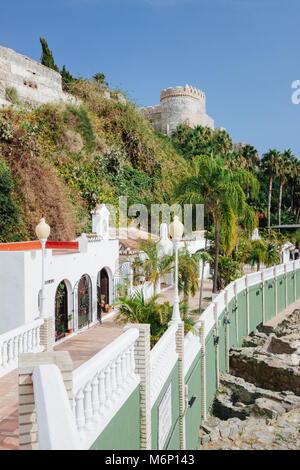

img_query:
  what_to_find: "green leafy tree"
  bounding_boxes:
[178,248,201,303]
[131,239,173,295]
[277,150,293,226]
[61,65,74,85]
[216,255,244,290]
[261,149,281,232]
[0,158,19,240]
[115,291,195,346]
[40,38,59,72]
[175,155,258,293]
[93,73,108,88]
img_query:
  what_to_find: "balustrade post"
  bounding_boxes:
[132,324,151,450]
[98,370,106,416]
[83,382,93,430]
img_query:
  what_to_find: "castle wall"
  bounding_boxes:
[141,84,215,135]
[0,46,77,107]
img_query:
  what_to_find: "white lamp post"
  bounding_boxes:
[169,216,184,323]
[35,217,50,318]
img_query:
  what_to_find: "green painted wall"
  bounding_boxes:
[277,274,286,313]
[90,386,140,450]
[229,298,238,348]
[297,269,300,298]
[185,351,202,450]
[205,329,217,414]
[237,290,247,346]
[287,272,294,305]
[264,279,276,322]
[218,312,226,373]
[249,284,263,331]
[151,362,180,450]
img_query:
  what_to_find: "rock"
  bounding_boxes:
[254,398,285,419]
[200,434,210,445]
[229,424,239,441]
[265,335,297,355]
[213,391,250,420]
[62,130,83,153]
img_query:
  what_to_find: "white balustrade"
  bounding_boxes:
[150,322,178,407]
[0,319,44,377]
[73,328,139,447]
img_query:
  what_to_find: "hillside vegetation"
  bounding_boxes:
[0,81,188,241]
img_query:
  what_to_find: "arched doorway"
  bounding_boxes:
[97,268,110,321]
[76,274,92,330]
[55,281,68,341]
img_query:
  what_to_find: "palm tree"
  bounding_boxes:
[178,248,201,303]
[261,149,281,233]
[240,144,260,173]
[197,251,213,313]
[174,155,258,293]
[115,291,196,346]
[289,155,300,214]
[277,150,293,226]
[131,239,173,295]
[244,239,267,272]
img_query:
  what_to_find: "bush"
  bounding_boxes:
[0,158,19,240]
[65,106,96,152]
[5,87,18,104]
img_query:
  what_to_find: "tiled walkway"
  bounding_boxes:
[0,318,123,451]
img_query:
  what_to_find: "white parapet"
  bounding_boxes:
[73,327,140,449]
[33,364,80,450]
[150,322,178,407]
[0,318,44,377]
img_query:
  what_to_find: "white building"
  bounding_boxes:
[0,205,119,339]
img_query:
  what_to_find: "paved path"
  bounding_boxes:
[0,318,122,451]
[158,279,213,315]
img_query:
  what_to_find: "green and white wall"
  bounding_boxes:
[33,260,300,450]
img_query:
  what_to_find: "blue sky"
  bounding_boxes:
[1,0,300,157]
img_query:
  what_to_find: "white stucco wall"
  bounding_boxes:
[0,238,119,335]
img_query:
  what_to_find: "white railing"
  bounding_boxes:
[150,322,178,407]
[0,318,44,377]
[194,260,299,341]
[73,327,139,448]
[129,281,154,301]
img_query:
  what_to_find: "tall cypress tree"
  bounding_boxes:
[40,38,59,72]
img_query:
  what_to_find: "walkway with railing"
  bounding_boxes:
[0,318,123,450]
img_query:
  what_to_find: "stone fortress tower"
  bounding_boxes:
[141,84,215,135]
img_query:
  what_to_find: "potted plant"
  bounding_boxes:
[105,304,111,313]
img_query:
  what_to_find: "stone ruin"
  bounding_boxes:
[199,309,300,450]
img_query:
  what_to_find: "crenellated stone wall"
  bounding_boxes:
[141,84,215,135]
[0,46,78,107]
